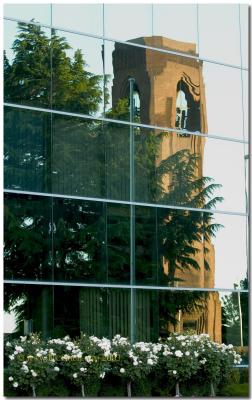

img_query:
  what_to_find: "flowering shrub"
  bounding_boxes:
[5,333,242,397]
[5,334,60,396]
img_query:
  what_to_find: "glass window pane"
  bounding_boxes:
[135,207,248,290]
[4,193,53,281]
[242,71,248,141]
[4,107,51,193]
[134,128,246,213]
[4,20,51,108]
[53,199,130,284]
[239,5,248,68]
[52,4,103,36]
[198,5,240,66]
[152,4,198,52]
[104,4,152,43]
[105,41,201,130]
[4,284,131,339]
[52,30,104,117]
[202,62,244,140]
[52,115,130,201]
[4,4,51,25]
[135,289,248,353]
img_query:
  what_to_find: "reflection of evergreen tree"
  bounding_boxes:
[4,23,224,339]
[222,276,248,346]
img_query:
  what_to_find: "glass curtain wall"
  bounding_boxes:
[4,4,249,369]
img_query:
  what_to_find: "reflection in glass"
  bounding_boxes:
[239,4,249,69]
[135,289,248,353]
[52,4,103,37]
[198,5,240,66]
[4,193,130,284]
[5,192,247,289]
[152,4,198,52]
[4,3,51,25]
[202,62,244,140]
[4,107,51,192]
[104,4,152,43]
[4,21,51,108]
[134,127,246,213]
[105,41,202,130]
[4,285,131,339]
[52,115,130,200]
[53,198,130,284]
[4,193,53,282]
[4,284,248,360]
[51,30,104,117]
[135,207,248,290]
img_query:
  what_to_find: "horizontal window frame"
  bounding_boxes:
[4,102,249,145]
[3,279,249,293]
[4,16,248,72]
[3,189,249,217]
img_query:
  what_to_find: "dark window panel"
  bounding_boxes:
[52,115,130,201]
[4,107,51,193]
[4,193,53,282]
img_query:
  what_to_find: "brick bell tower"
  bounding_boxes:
[112,36,222,342]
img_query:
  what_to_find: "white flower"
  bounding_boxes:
[15,346,24,353]
[84,355,93,364]
[36,353,42,358]
[13,382,19,388]
[6,341,11,347]
[194,351,199,357]
[185,351,190,356]
[73,373,78,378]
[21,365,29,373]
[175,350,183,358]
[181,342,186,346]
[173,370,177,375]
[133,361,139,366]
[20,336,27,342]
[66,346,72,351]
[120,368,125,374]
[9,355,15,360]
[8,377,13,381]
[54,367,60,372]
[147,358,154,365]
[100,372,105,379]
[31,371,37,377]
[80,367,87,372]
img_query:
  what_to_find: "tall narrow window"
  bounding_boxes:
[175,89,188,129]
[175,78,201,133]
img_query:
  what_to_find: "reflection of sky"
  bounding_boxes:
[4,4,248,331]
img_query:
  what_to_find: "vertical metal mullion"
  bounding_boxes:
[129,78,136,343]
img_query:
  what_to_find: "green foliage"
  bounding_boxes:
[219,383,249,397]
[5,333,243,397]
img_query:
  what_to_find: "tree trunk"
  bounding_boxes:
[175,382,181,397]
[81,383,85,397]
[31,384,36,397]
[127,381,132,397]
[210,382,215,397]
[167,261,176,287]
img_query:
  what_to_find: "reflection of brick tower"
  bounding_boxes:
[112,36,222,342]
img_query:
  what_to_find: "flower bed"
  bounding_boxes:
[4,333,242,397]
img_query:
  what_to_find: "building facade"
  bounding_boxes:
[4,3,248,358]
